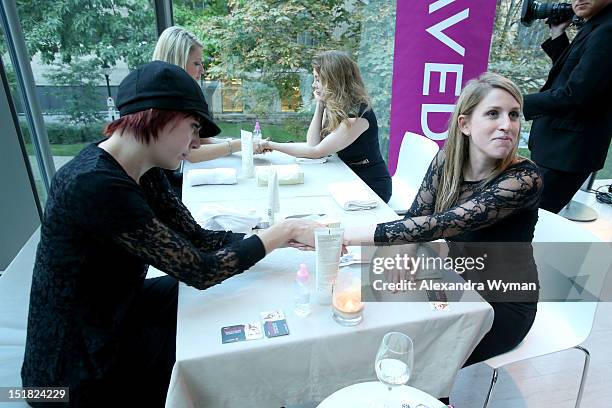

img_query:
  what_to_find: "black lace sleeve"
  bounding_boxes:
[72,171,265,290]
[374,161,542,244]
[404,150,444,218]
[140,168,245,251]
[115,218,264,290]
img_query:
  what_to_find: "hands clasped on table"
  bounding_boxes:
[254,138,273,154]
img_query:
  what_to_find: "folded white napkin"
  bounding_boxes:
[295,157,328,164]
[328,181,379,211]
[255,164,304,186]
[187,168,237,186]
[195,205,261,234]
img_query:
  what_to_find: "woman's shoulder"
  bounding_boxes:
[357,103,374,117]
[505,158,541,178]
[434,148,447,165]
[55,145,139,200]
[346,103,372,119]
[494,158,543,196]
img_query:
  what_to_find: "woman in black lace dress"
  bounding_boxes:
[259,50,392,202]
[21,61,317,407]
[345,72,542,377]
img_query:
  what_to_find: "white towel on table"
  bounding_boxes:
[295,157,328,164]
[328,181,379,210]
[195,205,261,234]
[255,164,304,186]
[187,168,237,186]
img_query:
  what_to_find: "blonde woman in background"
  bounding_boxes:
[153,26,262,162]
[259,50,392,202]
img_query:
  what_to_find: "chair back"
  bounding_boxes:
[388,132,439,214]
[486,210,610,369]
[534,209,610,302]
[393,131,439,182]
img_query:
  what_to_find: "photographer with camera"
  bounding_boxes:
[523,0,612,213]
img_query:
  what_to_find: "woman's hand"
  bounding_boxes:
[287,218,321,248]
[256,219,321,253]
[374,244,419,292]
[254,138,273,154]
[313,93,327,111]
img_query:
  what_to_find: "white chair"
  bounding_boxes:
[387,131,439,215]
[482,209,609,408]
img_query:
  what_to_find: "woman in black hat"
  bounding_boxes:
[21,61,316,407]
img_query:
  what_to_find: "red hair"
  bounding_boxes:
[104,109,199,144]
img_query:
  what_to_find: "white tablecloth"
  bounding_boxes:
[182,152,356,204]
[166,152,494,407]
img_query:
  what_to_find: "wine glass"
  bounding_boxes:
[372,332,414,408]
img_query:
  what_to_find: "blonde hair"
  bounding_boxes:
[152,26,203,71]
[435,72,524,212]
[312,51,371,137]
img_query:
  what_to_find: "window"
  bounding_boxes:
[10,0,158,171]
[280,87,301,113]
[175,0,396,150]
[221,79,244,113]
[0,30,43,269]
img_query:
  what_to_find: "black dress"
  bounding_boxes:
[373,150,542,365]
[21,142,266,407]
[337,104,392,202]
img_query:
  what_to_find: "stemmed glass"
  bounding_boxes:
[371,332,414,408]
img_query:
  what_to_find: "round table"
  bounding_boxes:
[317,381,446,407]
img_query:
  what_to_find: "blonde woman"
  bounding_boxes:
[259,50,392,202]
[343,73,542,402]
[153,26,259,161]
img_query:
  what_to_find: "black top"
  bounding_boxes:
[337,104,392,202]
[374,150,542,243]
[374,150,542,303]
[21,143,265,398]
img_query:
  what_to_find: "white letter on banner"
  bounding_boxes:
[429,0,456,14]
[426,9,470,56]
[421,104,455,140]
[423,63,463,96]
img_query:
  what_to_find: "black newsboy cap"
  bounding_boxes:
[116,60,221,137]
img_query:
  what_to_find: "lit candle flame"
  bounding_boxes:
[335,291,363,313]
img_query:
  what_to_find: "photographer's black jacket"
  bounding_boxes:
[524,4,612,172]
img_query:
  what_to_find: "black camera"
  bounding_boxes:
[521,0,576,26]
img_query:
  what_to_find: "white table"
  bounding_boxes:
[165,152,494,407]
[182,152,355,204]
[317,381,446,408]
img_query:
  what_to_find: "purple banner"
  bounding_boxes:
[388,0,497,175]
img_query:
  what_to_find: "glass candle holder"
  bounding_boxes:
[332,269,364,326]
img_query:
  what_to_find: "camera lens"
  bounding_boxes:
[521,0,575,27]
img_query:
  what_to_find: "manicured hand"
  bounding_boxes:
[255,138,273,154]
